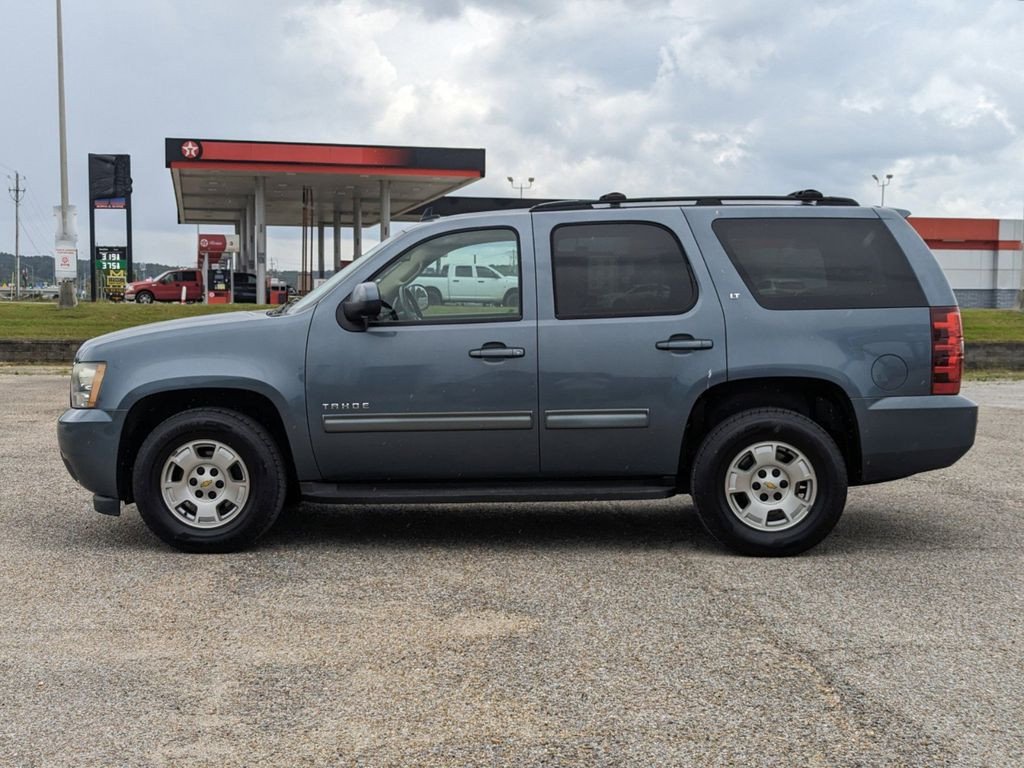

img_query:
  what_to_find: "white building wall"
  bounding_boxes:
[926,218,1021,308]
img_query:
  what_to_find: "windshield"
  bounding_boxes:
[274,227,418,315]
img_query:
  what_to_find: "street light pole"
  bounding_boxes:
[55,0,77,308]
[56,0,69,236]
[507,176,535,199]
[872,173,893,206]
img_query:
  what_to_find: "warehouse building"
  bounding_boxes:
[909,217,1023,308]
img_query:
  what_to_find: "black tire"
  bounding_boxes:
[136,290,154,304]
[425,286,443,306]
[132,408,287,553]
[689,408,847,557]
[502,288,519,308]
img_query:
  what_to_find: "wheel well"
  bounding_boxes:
[678,377,861,492]
[117,388,297,503]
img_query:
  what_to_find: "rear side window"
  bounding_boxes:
[551,222,697,319]
[712,218,926,310]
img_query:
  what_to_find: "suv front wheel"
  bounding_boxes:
[690,408,847,556]
[132,408,287,553]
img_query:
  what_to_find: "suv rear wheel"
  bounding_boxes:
[132,408,287,553]
[690,408,847,556]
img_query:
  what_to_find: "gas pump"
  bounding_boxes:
[267,278,289,305]
[197,234,240,303]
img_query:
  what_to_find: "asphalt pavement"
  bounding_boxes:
[1,374,1022,767]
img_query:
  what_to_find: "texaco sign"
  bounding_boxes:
[180,140,202,160]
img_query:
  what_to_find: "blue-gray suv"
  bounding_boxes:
[58,191,978,556]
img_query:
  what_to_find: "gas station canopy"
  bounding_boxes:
[165,137,487,299]
[166,137,485,227]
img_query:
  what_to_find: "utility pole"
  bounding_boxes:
[8,172,25,300]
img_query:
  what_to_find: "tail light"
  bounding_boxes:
[931,306,963,395]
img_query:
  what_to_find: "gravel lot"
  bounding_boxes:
[1,375,1022,767]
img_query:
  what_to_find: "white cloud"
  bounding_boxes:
[2,0,1024,270]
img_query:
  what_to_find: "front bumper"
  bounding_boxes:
[855,394,978,484]
[57,408,126,501]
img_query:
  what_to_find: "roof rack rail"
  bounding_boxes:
[530,190,859,212]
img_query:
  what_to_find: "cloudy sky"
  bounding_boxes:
[2,0,1023,270]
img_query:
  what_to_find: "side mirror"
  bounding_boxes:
[339,282,382,330]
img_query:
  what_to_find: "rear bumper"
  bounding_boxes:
[57,408,125,500]
[855,394,978,484]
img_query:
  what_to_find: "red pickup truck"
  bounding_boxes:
[124,270,202,304]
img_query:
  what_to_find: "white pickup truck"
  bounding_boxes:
[413,263,519,306]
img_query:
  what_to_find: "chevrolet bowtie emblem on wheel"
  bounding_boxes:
[200,479,213,489]
[765,482,777,490]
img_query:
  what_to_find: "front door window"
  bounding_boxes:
[372,228,522,322]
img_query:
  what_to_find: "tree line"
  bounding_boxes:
[1,252,315,291]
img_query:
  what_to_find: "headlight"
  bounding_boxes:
[70,362,107,408]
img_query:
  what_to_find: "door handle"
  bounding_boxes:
[656,335,714,351]
[469,345,526,359]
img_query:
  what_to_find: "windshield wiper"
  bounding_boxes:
[267,298,299,316]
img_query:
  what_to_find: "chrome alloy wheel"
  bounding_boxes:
[160,439,250,529]
[724,440,817,532]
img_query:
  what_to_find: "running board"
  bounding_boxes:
[299,478,679,505]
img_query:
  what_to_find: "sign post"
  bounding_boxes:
[53,206,78,307]
[88,154,132,301]
[95,246,127,302]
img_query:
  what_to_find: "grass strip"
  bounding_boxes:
[0,302,271,340]
[0,302,1022,342]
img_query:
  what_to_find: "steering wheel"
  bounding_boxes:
[397,284,425,321]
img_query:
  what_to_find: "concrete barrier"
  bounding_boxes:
[0,339,83,363]
[965,342,1024,371]
[1,337,1022,370]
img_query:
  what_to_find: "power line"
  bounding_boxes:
[17,225,47,258]
[25,186,54,228]
[22,186,56,255]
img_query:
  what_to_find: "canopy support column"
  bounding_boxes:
[317,222,325,279]
[380,180,391,241]
[333,208,341,272]
[255,177,267,305]
[238,203,249,272]
[353,194,363,259]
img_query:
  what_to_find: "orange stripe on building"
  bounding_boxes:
[909,217,1019,250]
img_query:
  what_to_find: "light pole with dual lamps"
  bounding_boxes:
[507,176,535,198]
[872,173,893,206]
